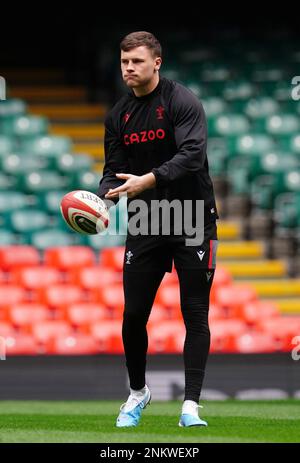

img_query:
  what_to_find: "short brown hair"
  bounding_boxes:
[120,31,162,58]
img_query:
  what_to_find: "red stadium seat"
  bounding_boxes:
[97,283,124,318]
[39,284,85,309]
[31,321,73,345]
[155,283,181,312]
[208,303,227,321]
[210,319,248,352]
[5,334,40,355]
[215,284,258,314]
[148,320,185,353]
[8,304,50,330]
[65,303,109,331]
[68,266,120,289]
[233,300,280,325]
[11,266,63,289]
[147,303,171,327]
[0,285,28,315]
[234,332,277,353]
[258,317,300,351]
[0,322,16,337]
[90,320,123,353]
[99,246,125,272]
[46,334,100,354]
[44,246,96,270]
[213,265,233,286]
[0,246,40,270]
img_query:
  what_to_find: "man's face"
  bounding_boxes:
[121,46,161,88]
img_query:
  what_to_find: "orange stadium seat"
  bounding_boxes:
[0,246,40,270]
[11,266,63,289]
[44,246,96,270]
[208,303,227,321]
[65,303,109,331]
[90,320,123,353]
[8,304,51,330]
[68,265,120,289]
[99,247,125,272]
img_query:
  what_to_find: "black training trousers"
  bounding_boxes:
[122,267,215,403]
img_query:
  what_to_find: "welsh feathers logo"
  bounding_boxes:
[124,113,131,123]
[156,106,164,120]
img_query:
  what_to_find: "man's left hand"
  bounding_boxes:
[104,172,156,199]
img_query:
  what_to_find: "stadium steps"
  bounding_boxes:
[9,86,88,103]
[217,221,241,240]
[218,241,264,259]
[275,299,300,314]
[2,68,67,85]
[244,279,300,297]
[29,104,106,122]
[221,260,287,278]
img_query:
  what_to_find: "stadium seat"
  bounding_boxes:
[148,320,185,353]
[20,135,72,157]
[1,153,49,175]
[39,284,85,310]
[215,284,258,313]
[234,332,277,353]
[258,317,300,351]
[46,334,100,355]
[44,246,96,270]
[20,170,70,193]
[244,97,279,120]
[232,300,280,325]
[68,266,120,289]
[7,209,50,235]
[265,114,300,136]
[65,303,109,331]
[39,190,69,214]
[0,321,16,337]
[0,172,17,191]
[0,285,28,314]
[1,115,48,139]
[31,229,79,250]
[99,246,125,272]
[8,304,50,330]
[4,334,39,355]
[147,303,171,327]
[90,320,123,353]
[71,171,100,191]
[97,283,124,318]
[155,283,181,312]
[0,192,32,214]
[11,266,62,289]
[0,245,40,270]
[210,319,248,352]
[55,153,93,174]
[31,320,73,345]
[86,233,126,251]
[209,114,250,137]
[0,135,15,155]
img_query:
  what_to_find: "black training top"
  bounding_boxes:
[96,76,218,237]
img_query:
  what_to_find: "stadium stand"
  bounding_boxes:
[1,33,300,355]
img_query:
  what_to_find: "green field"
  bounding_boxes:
[0,400,299,443]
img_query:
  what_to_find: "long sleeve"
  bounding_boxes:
[96,114,129,207]
[151,88,207,188]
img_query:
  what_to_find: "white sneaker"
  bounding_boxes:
[179,400,208,427]
[116,385,151,427]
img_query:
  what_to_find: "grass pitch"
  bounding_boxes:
[0,400,299,443]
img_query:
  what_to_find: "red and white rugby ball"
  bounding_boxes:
[60,190,109,235]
